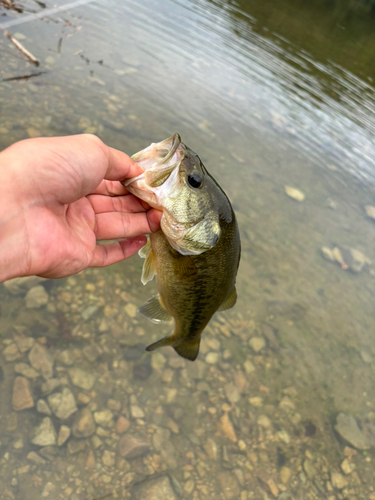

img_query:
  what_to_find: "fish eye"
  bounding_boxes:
[187,172,203,188]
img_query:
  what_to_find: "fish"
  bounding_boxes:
[122,134,241,361]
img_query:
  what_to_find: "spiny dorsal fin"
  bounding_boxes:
[146,335,200,361]
[218,287,237,311]
[138,295,171,323]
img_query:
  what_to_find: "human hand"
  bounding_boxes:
[0,134,162,281]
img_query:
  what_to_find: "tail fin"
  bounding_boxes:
[146,335,200,361]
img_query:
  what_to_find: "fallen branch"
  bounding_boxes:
[2,71,46,81]
[4,30,39,66]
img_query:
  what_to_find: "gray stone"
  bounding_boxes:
[3,343,21,362]
[12,376,34,411]
[48,388,77,420]
[31,417,57,446]
[27,451,46,465]
[132,473,177,500]
[57,425,71,446]
[25,285,49,308]
[14,363,39,379]
[37,399,52,415]
[81,305,99,320]
[94,409,114,427]
[335,413,370,450]
[13,332,35,353]
[249,336,266,352]
[118,435,150,460]
[29,343,54,379]
[69,368,95,390]
[72,408,96,438]
[3,276,46,295]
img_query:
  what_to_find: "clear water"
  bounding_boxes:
[1,0,375,498]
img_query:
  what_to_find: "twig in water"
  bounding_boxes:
[4,30,40,66]
[1,71,46,82]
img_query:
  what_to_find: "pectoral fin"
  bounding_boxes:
[218,287,237,311]
[146,335,200,361]
[139,240,156,285]
[138,295,172,323]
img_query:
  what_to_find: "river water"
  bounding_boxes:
[1,0,375,498]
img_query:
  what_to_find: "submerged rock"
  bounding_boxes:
[69,368,95,390]
[48,388,77,420]
[285,186,305,202]
[118,434,150,459]
[334,413,370,450]
[72,408,96,438]
[29,343,54,379]
[321,245,371,273]
[25,285,49,308]
[31,417,57,446]
[3,276,47,295]
[12,376,34,411]
[132,473,177,500]
[365,205,375,220]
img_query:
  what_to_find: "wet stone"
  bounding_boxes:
[13,332,35,353]
[3,343,21,362]
[102,449,115,467]
[258,415,272,428]
[131,405,145,419]
[132,473,177,500]
[12,376,34,411]
[225,383,241,403]
[217,471,240,500]
[118,434,150,460]
[29,343,54,379]
[27,451,46,465]
[72,408,96,438]
[14,362,39,379]
[124,303,137,318]
[31,417,57,446]
[243,359,255,374]
[334,413,370,450]
[81,305,98,320]
[94,409,114,427]
[285,185,305,201]
[205,352,219,364]
[37,399,52,415]
[116,416,130,434]
[57,425,71,446]
[48,387,77,420]
[365,205,375,220]
[331,471,348,489]
[69,367,95,390]
[25,285,49,308]
[3,276,47,295]
[249,336,266,352]
[280,466,292,484]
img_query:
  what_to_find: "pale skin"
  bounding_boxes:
[0,134,162,282]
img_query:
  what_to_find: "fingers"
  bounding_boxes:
[91,179,129,197]
[100,140,145,181]
[88,193,148,215]
[90,236,147,268]
[94,208,162,240]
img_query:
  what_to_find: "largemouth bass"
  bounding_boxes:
[123,134,240,361]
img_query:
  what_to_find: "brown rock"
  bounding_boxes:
[118,435,150,460]
[72,408,96,438]
[116,416,130,434]
[12,376,34,411]
[217,471,240,499]
[29,343,53,379]
[220,412,237,442]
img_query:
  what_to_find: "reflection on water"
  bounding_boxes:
[1,0,375,498]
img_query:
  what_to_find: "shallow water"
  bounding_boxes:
[1,0,375,498]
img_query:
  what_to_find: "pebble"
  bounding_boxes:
[29,343,54,379]
[132,473,177,500]
[249,337,266,352]
[3,276,46,295]
[12,376,34,411]
[220,412,237,442]
[48,387,77,419]
[131,405,145,419]
[224,383,241,403]
[118,434,150,460]
[81,305,99,320]
[94,409,114,427]
[102,449,116,467]
[13,332,35,353]
[124,303,137,317]
[25,285,49,308]
[3,343,21,362]
[69,368,95,390]
[204,438,218,460]
[285,186,305,201]
[37,399,52,415]
[331,471,348,489]
[365,205,375,220]
[280,466,292,484]
[257,415,272,428]
[205,352,219,364]
[27,451,46,465]
[217,471,240,500]
[57,425,71,446]
[116,416,130,434]
[334,413,370,450]
[151,351,167,371]
[341,458,355,474]
[31,417,57,446]
[183,479,195,494]
[249,396,263,407]
[279,396,295,411]
[72,408,96,438]
[243,359,256,374]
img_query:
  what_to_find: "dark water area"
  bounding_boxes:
[1,0,375,499]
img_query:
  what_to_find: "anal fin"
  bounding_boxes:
[146,335,200,361]
[138,295,172,323]
[139,239,156,285]
[218,286,237,311]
